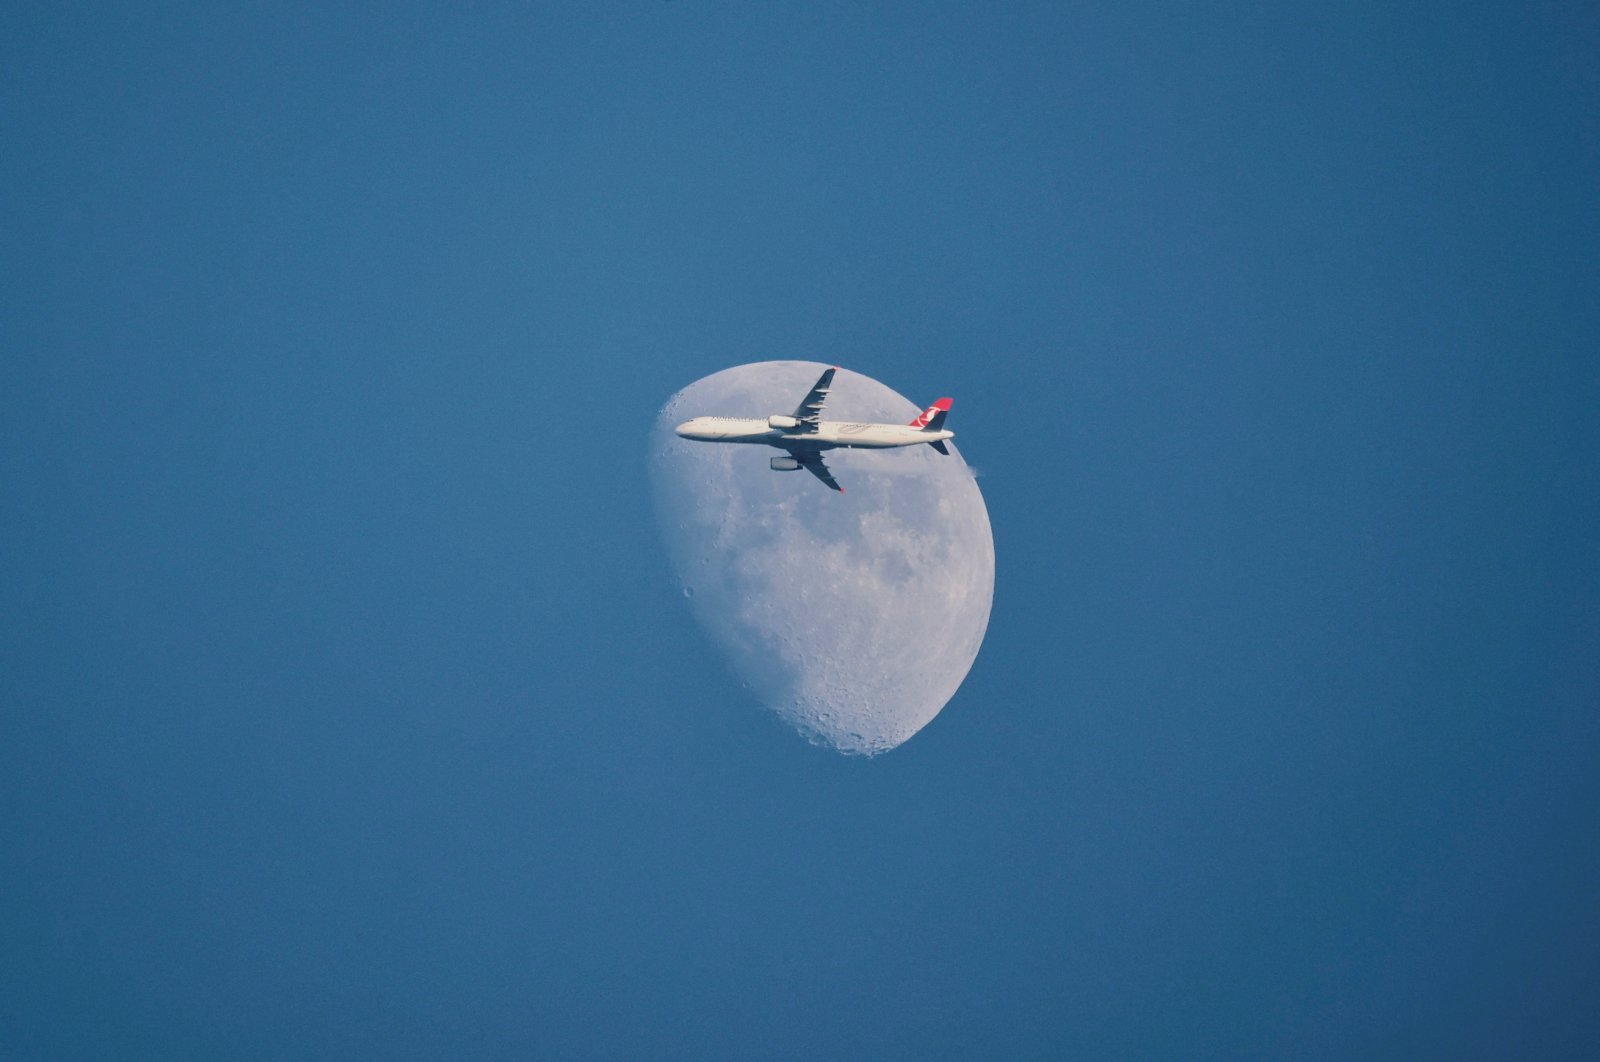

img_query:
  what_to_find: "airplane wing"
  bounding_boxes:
[790,366,836,434]
[791,450,843,492]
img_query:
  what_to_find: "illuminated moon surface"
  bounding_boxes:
[650,362,995,755]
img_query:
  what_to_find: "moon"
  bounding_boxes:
[649,362,995,756]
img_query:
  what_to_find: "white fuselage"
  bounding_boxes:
[674,416,954,452]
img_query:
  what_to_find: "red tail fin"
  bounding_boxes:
[909,397,952,430]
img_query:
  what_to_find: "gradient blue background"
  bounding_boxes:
[4,4,1597,1058]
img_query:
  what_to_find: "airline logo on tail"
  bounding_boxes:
[910,397,953,430]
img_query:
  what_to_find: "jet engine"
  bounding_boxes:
[767,415,800,430]
[770,456,802,471]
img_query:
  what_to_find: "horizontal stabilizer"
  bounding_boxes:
[929,439,950,456]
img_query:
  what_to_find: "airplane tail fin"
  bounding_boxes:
[909,397,952,432]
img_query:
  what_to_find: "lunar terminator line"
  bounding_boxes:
[673,366,955,492]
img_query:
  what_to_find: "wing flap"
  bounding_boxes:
[791,366,837,433]
[793,450,843,492]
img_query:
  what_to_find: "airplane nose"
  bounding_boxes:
[674,421,696,438]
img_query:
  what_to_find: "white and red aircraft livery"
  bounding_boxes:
[673,366,955,492]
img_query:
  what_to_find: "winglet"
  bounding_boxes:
[910,397,952,430]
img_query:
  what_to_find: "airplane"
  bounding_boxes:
[673,366,954,492]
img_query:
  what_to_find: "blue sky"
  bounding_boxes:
[4,3,1597,1058]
